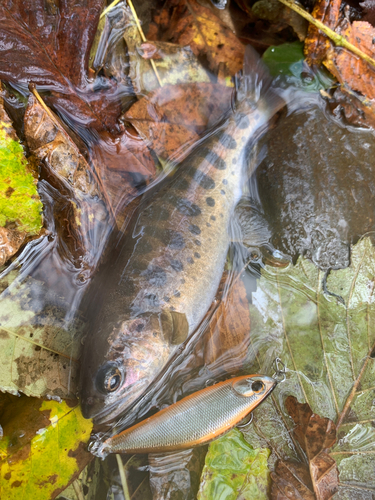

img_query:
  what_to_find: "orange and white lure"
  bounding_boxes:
[95,374,276,458]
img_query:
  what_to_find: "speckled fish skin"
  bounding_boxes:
[96,375,276,457]
[80,49,284,423]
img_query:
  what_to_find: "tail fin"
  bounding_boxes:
[234,45,285,111]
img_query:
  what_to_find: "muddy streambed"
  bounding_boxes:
[1,1,375,499]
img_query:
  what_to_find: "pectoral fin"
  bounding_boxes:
[160,310,190,345]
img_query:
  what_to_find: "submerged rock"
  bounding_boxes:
[256,96,375,270]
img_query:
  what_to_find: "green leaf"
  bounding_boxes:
[0,109,42,234]
[262,41,334,91]
[197,428,270,500]
[246,236,375,497]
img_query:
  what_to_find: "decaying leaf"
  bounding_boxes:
[124,82,232,161]
[0,273,83,399]
[24,91,110,273]
[0,94,42,265]
[204,274,251,375]
[252,0,308,42]
[245,237,375,496]
[0,393,93,499]
[271,397,338,500]
[304,0,341,67]
[198,428,270,500]
[148,0,245,77]
[324,20,375,100]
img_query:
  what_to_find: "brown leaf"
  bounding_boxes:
[0,227,25,267]
[271,397,339,500]
[148,0,245,77]
[324,20,375,100]
[204,275,251,374]
[24,92,110,274]
[304,0,342,67]
[124,82,232,161]
[4,0,104,89]
[0,2,122,134]
[89,129,157,227]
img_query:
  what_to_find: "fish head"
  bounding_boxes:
[232,374,276,400]
[80,310,189,422]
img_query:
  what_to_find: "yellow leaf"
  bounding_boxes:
[0,395,93,499]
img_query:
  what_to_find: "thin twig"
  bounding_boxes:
[277,0,375,68]
[100,0,122,19]
[126,0,163,86]
[116,454,131,500]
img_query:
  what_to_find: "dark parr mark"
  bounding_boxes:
[176,198,202,217]
[211,215,216,221]
[206,222,211,227]
[222,179,228,185]
[173,290,181,297]
[196,147,226,170]
[145,294,160,307]
[193,170,215,190]
[194,239,201,246]
[220,190,226,195]
[235,113,250,129]
[170,259,183,272]
[188,224,201,235]
[194,252,201,259]
[166,230,185,250]
[187,257,194,264]
[219,133,237,150]
[206,197,215,207]
[141,265,167,287]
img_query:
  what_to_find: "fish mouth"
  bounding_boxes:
[81,379,149,423]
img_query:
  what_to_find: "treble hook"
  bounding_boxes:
[237,412,253,430]
[272,357,286,383]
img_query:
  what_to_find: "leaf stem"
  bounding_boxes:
[126,0,163,86]
[277,0,375,68]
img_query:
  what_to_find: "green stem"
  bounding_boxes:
[277,0,375,69]
[116,454,131,500]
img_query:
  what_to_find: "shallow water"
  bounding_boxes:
[1,1,375,499]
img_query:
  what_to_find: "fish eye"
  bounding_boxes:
[96,364,123,394]
[252,380,264,392]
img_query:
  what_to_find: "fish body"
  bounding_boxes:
[96,374,276,457]
[80,49,284,423]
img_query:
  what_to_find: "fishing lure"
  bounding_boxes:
[94,373,276,458]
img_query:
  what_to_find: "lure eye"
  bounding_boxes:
[251,380,264,392]
[96,364,123,394]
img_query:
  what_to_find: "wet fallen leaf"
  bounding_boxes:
[262,41,335,91]
[24,91,111,274]
[148,0,245,77]
[324,19,375,100]
[0,273,83,399]
[244,237,375,497]
[0,393,93,499]
[271,397,339,500]
[0,95,42,265]
[0,2,122,134]
[124,82,232,161]
[204,273,251,375]
[304,0,341,67]
[251,0,308,41]
[198,428,270,500]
